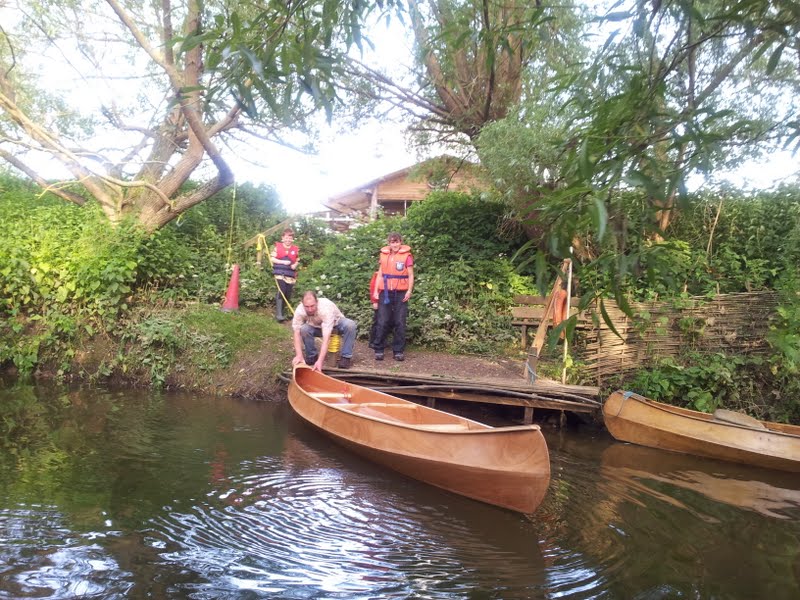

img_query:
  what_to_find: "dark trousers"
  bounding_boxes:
[275,280,294,320]
[373,290,408,354]
[368,310,380,349]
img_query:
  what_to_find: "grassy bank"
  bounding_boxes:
[11,305,293,399]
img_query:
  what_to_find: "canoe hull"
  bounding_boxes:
[289,366,551,513]
[603,391,800,472]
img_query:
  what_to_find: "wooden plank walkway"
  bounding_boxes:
[318,369,602,425]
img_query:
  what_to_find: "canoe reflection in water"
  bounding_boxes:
[281,428,549,594]
[600,442,800,520]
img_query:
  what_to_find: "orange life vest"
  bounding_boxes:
[552,288,568,339]
[377,245,412,293]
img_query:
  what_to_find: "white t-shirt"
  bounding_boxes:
[291,297,344,336]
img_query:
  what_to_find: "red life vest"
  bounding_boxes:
[273,243,299,278]
[369,271,379,301]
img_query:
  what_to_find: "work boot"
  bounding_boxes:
[393,352,405,362]
[374,352,384,361]
[336,356,352,369]
[275,293,285,322]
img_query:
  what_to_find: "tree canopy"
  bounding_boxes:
[0,0,393,231]
[1,0,798,243]
[472,0,800,266]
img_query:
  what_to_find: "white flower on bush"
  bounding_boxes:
[320,274,327,280]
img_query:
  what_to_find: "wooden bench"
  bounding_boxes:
[511,294,586,347]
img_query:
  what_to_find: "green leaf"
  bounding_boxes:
[599,299,622,339]
[766,43,785,75]
[578,136,592,181]
[590,197,608,242]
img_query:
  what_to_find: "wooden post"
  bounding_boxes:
[561,257,573,384]
[524,258,571,382]
[523,406,534,425]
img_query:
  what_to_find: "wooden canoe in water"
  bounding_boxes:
[288,365,551,513]
[603,391,800,473]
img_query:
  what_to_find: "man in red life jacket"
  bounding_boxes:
[270,228,299,322]
[372,232,414,361]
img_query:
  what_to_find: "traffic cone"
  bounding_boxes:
[221,264,240,312]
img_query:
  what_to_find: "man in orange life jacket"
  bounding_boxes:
[372,232,414,361]
[270,228,299,322]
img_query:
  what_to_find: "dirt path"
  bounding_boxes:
[217,338,530,401]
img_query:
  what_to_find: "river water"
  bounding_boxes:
[1,381,798,599]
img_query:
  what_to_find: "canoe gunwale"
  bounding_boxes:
[323,400,540,435]
[610,390,800,440]
[603,390,800,472]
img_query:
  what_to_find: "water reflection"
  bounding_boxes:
[142,420,548,599]
[601,442,800,520]
[537,430,800,599]
[1,383,547,599]
[2,382,799,599]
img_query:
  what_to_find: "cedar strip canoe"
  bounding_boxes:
[288,365,551,513]
[603,390,800,472]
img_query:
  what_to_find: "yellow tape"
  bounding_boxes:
[329,334,341,353]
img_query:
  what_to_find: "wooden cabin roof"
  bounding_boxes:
[324,156,485,216]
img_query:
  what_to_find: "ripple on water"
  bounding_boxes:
[0,507,133,599]
[144,439,548,599]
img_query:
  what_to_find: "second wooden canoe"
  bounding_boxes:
[288,365,551,513]
[603,390,800,472]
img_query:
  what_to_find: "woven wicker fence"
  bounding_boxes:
[575,291,779,384]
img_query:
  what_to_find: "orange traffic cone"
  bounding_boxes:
[221,264,240,312]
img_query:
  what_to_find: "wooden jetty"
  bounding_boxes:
[312,368,601,425]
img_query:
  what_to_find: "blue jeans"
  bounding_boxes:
[300,317,357,361]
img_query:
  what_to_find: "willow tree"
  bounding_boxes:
[0,0,389,232]
[550,1,800,247]
[342,0,585,149]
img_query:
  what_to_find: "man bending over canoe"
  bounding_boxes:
[291,290,357,371]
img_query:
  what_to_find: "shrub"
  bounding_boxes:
[301,193,535,353]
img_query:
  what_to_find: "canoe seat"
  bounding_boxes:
[713,409,766,430]
[334,403,418,411]
[310,392,351,404]
[418,423,470,432]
